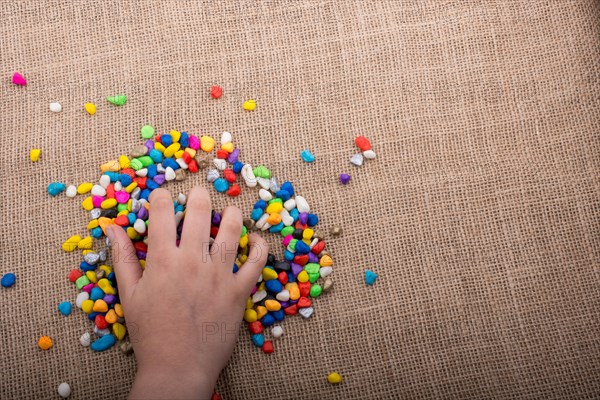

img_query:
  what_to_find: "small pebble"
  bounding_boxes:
[365,269,378,285]
[90,334,116,351]
[49,102,62,113]
[301,149,315,163]
[211,85,223,99]
[84,103,96,115]
[243,99,256,111]
[1,272,16,288]
[221,131,232,144]
[350,154,364,166]
[272,325,284,338]
[57,382,71,398]
[120,341,134,355]
[355,136,372,151]
[298,307,314,319]
[12,72,27,86]
[140,125,155,139]
[47,182,66,196]
[38,335,53,350]
[30,149,41,162]
[65,185,77,198]
[363,149,377,159]
[80,332,91,347]
[327,372,342,384]
[57,301,72,316]
[330,226,342,236]
[106,95,127,106]
[323,278,333,292]
[339,173,351,185]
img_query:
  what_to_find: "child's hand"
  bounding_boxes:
[106,186,268,400]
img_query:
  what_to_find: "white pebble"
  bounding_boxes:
[65,185,77,198]
[320,266,333,278]
[213,159,227,170]
[299,307,314,319]
[113,181,122,192]
[207,169,219,182]
[135,168,148,177]
[76,292,89,308]
[133,219,146,234]
[177,193,187,205]
[57,382,71,398]
[283,199,296,211]
[131,187,141,200]
[259,189,273,201]
[252,290,267,303]
[309,238,319,249]
[90,208,101,219]
[257,177,271,190]
[94,326,110,337]
[295,196,310,213]
[350,153,364,166]
[156,164,165,173]
[80,332,91,346]
[91,184,106,197]
[272,326,284,339]
[99,174,110,188]
[165,167,176,181]
[269,177,280,193]
[176,158,188,169]
[276,290,290,302]
[363,149,377,159]
[255,213,269,230]
[49,102,62,113]
[221,131,232,144]
[131,199,142,213]
[280,209,294,226]
[241,164,257,187]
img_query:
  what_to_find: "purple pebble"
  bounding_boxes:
[289,299,298,305]
[291,262,303,276]
[280,301,290,308]
[153,174,166,185]
[104,294,116,305]
[136,251,147,260]
[144,140,154,153]
[137,207,148,220]
[299,212,309,225]
[308,252,319,263]
[340,173,351,185]
[227,148,240,164]
[212,212,222,226]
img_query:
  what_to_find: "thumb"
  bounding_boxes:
[106,224,143,301]
[235,233,269,295]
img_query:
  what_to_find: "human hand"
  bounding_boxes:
[106,186,268,400]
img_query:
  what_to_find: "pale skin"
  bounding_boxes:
[106,186,268,400]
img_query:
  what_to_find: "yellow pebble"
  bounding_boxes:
[87,219,99,230]
[185,148,196,158]
[262,268,278,281]
[85,270,98,284]
[245,297,253,309]
[170,130,181,142]
[77,182,93,194]
[81,196,94,211]
[174,150,184,159]
[125,182,138,193]
[221,142,235,153]
[38,336,53,350]
[266,203,283,214]
[200,136,215,152]
[105,309,117,324]
[243,99,257,111]
[98,217,114,234]
[267,213,281,225]
[327,372,342,384]
[100,160,120,172]
[265,300,281,312]
[119,155,130,169]
[244,309,258,323]
[117,210,128,217]
[256,306,267,320]
[286,283,300,300]
[126,227,138,240]
[258,282,266,291]
[164,143,181,158]
[81,299,94,314]
[77,236,93,250]
[62,235,82,252]
[29,149,41,162]
[239,235,249,249]
[114,303,124,318]
[239,254,248,264]
[297,271,309,283]
[93,299,108,313]
[320,255,333,267]
[101,198,117,209]
[140,259,146,269]
[99,265,113,275]
[154,142,166,153]
[98,278,115,295]
[302,229,314,240]
[84,102,96,115]
[82,250,94,255]
[112,322,127,340]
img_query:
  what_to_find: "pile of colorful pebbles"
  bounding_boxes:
[56,129,335,354]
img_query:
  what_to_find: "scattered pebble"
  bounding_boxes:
[65,185,77,198]
[211,85,223,99]
[90,334,116,352]
[272,326,284,338]
[57,302,72,316]
[355,136,371,151]
[363,149,376,159]
[79,332,91,347]
[339,173,351,185]
[30,149,41,162]
[330,226,342,236]
[12,72,26,86]
[301,149,315,163]
[120,341,134,355]
[327,372,342,384]
[49,102,62,113]
[365,269,378,285]
[84,103,96,115]
[106,95,127,106]
[140,125,155,139]
[38,336,53,350]
[1,273,16,288]
[47,182,66,196]
[243,99,256,111]
[57,382,71,398]
[350,154,364,166]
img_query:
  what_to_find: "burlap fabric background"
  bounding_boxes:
[1,0,599,399]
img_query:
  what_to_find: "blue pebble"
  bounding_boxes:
[261,313,275,327]
[287,271,296,283]
[251,208,264,221]
[147,164,158,179]
[365,270,378,285]
[232,264,239,273]
[295,240,311,254]
[281,182,294,196]
[47,182,66,196]
[232,161,244,173]
[269,222,284,233]
[180,132,189,147]
[307,213,319,227]
[149,149,163,163]
[265,279,283,293]
[163,158,180,170]
[140,189,151,201]
[289,208,299,222]
[91,226,103,238]
[284,250,295,261]
[272,309,285,321]
[107,271,116,283]
[57,301,72,316]
[128,212,137,225]
[213,178,229,193]
[79,261,95,272]
[1,273,16,288]
[119,174,133,186]
[251,334,265,347]
[106,171,120,182]
[146,180,160,190]
[161,134,173,146]
[88,312,99,321]
[90,334,116,352]
[300,149,315,163]
[90,287,105,301]
[275,190,291,201]
[254,200,267,210]
[174,204,184,213]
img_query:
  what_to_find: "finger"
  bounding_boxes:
[179,186,212,250]
[106,224,142,302]
[147,188,177,251]
[212,206,243,268]
[235,233,269,294]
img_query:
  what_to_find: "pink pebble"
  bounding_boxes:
[82,283,94,293]
[92,196,104,208]
[115,191,130,204]
[188,135,200,150]
[282,235,293,246]
[12,72,27,86]
[251,286,257,295]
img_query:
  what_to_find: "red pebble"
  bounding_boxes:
[211,85,223,99]
[134,177,147,189]
[298,297,311,308]
[105,184,115,199]
[248,321,264,334]
[227,184,241,197]
[134,241,148,253]
[68,269,82,282]
[277,271,288,285]
[216,149,229,159]
[294,254,309,266]
[262,340,274,354]
[210,226,219,238]
[298,282,311,297]
[121,168,135,179]
[95,315,109,329]
[188,159,198,173]
[181,152,193,164]
[114,215,129,227]
[223,169,236,183]
[155,134,162,143]
[211,393,222,400]
[294,221,308,230]
[311,240,325,255]
[284,304,298,315]
[355,135,372,151]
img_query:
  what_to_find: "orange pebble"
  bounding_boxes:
[105,309,118,324]
[267,213,282,225]
[93,299,108,313]
[38,336,53,350]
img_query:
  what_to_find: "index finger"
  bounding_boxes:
[148,188,177,252]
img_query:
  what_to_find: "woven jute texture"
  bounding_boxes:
[1,1,599,399]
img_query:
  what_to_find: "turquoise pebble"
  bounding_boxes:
[90,334,116,351]
[1,273,16,288]
[365,270,378,285]
[213,178,229,193]
[251,334,265,347]
[300,149,315,163]
[47,182,66,196]
[58,301,72,316]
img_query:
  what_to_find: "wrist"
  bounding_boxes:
[131,361,217,399]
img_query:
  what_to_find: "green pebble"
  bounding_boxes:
[308,273,320,283]
[268,198,283,205]
[281,226,294,237]
[141,125,155,139]
[241,226,247,237]
[288,239,297,251]
[106,95,127,106]
[138,156,154,167]
[130,159,143,171]
[310,284,322,298]
[252,165,271,179]
[117,203,128,212]
[75,276,90,290]
[304,263,320,274]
